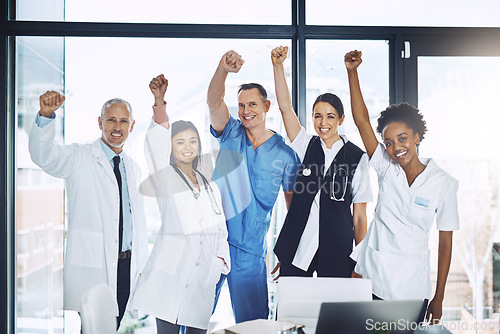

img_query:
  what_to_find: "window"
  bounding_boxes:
[16,0,291,24]
[4,1,500,333]
[306,0,500,27]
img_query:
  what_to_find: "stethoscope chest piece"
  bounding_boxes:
[302,168,311,177]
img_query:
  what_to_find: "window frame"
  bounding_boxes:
[3,0,500,332]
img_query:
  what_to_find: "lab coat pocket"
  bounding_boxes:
[66,230,104,269]
[152,235,186,274]
[365,245,429,300]
[202,256,224,290]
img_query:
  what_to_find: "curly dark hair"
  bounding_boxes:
[376,102,427,141]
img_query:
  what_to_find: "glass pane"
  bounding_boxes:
[418,57,500,326]
[16,0,291,24]
[16,0,64,21]
[38,37,290,332]
[307,0,500,27]
[16,36,65,333]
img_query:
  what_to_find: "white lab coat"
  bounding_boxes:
[351,143,459,300]
[129,119,230,330]
[28,118,149,315]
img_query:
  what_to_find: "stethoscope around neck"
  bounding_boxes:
[301,136,348,202]
[172,165,222,215]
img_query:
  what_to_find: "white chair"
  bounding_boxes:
[80,284,116,334]
[277,277,372,333]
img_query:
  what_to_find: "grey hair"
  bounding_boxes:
[100,98,134,121]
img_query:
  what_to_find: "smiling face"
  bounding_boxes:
[171,129,199,167]
[312,101,345,148]
[382,121,421,168]
[237,88,270,131]
[98,103,135,154]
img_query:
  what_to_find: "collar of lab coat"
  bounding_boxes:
[90,139,127,184]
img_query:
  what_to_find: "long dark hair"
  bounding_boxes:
[312,93,344,118]
[169,120,202,170]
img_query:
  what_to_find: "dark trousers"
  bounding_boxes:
[116,256,131,329]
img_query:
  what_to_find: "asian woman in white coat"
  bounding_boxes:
[129,75,230,334]
[345,50,459,324]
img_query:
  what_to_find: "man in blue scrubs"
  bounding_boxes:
[207,50,301,323]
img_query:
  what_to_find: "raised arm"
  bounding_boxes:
[149,74,169,128]
[271,46,301,142]
[29,91,80,179]
[207,50,244,135]
[145,75,172,175]
[345,50,379,158]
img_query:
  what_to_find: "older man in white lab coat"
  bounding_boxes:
[28,91,148,331]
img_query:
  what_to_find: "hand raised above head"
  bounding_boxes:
[150,74,168,98]
[39,91,65,118]
[344,50,363,70]
[271,46,288,65]
[220,50,244,74]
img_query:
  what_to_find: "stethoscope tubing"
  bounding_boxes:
[301,136,348,201]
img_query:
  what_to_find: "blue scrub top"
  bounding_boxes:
[211,116,301,257]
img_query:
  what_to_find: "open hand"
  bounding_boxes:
[426,297,443,325]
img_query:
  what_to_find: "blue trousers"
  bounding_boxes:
[213,245,269,323]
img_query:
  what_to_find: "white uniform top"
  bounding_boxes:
[287,127,373,271]
[129,118,230,330]
[351,143,460,300]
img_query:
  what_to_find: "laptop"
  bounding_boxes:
[315,299,428,334]
[277,277,373,333]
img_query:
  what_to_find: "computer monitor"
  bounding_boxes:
[315,299,428,334]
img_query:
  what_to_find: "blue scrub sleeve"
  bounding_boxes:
[210,116,244,143]
[281,153,301,192]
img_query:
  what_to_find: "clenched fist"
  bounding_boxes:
[150,74,168,106]
[271,46,288,65]
[344,50,362,71]
[219,50,244,74]
[39,91,65,118]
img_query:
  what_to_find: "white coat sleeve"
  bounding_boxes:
[144,117,171,175]
[29,117,80,179]
[143,116,172,199]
